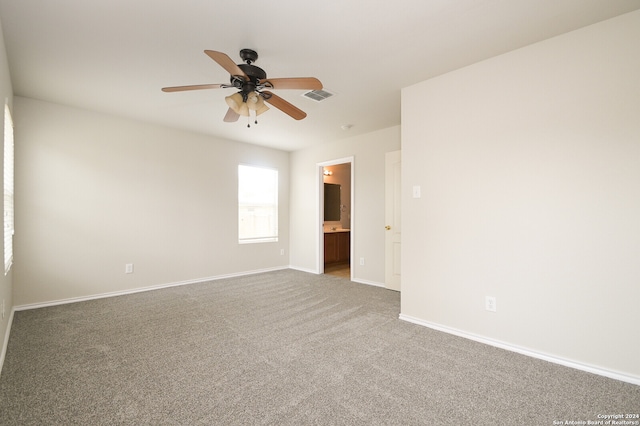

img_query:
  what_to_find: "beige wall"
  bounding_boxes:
[12,97,401,304]
[289,126,400,285]
[13,97,290,306]
[0,16,13,368]
[401,11,640,380]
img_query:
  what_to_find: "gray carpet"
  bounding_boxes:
[0,269,638,425]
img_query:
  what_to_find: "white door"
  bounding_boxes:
[385,150,401,291]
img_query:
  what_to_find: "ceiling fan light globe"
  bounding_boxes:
[246,91,259,106]
[238,103,250,117]
[225,92,244,113]
[246,91,267,112]
[255,104,269,116]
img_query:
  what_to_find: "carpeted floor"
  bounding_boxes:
[0,269,638,425]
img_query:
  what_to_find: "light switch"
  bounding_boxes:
[412,185,421,198]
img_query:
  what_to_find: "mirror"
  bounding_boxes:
[324,183,341,221]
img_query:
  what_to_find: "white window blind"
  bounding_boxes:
[238,164,278,244]
[4,103,14,274]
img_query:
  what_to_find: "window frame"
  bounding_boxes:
[237,164,279,244]
[4,102,15,274]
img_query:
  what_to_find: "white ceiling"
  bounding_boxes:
[1,1,639,151]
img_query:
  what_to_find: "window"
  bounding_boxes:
[238,164,278,244]
[4,103,14,274]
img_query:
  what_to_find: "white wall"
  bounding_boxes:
[289,126,400,285]
[0,16,14,369]
[14,97,290,306]
[401,11,640,381]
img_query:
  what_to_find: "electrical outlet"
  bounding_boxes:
[485,296,496,312]
[125,263,134,274]
[359,257,365,266]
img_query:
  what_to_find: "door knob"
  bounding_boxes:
[385,225,391,230]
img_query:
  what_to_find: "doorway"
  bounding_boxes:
[317,157,354,279]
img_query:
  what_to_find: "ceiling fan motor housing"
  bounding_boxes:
[237,64,266,81]
[232,49,267,100]
[237,73,266,102]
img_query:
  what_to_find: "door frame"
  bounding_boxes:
[385,150,401,291]
[316,156,354,277]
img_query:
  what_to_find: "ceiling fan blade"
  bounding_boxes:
[204,50,247,79]
[260,77,322,90]
[223,108,240,123]
[262,91,307,120]
[161,84,224,92]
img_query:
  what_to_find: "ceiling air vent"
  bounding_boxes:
[302,89,335,102]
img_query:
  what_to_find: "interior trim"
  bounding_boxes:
[399,313,640,386]
[13,266,289,312]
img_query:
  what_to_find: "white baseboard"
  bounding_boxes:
[352,278,386,288]
[14,271,632,387]
[288,265,318,275]
[399,313,640,386]
[14,266,289,312]
[0,307,15,376]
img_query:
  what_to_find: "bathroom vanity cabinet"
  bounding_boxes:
[324,230,350,265]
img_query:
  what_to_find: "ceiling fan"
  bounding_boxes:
[162,49,323,125]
